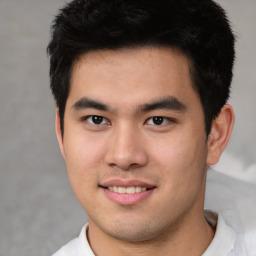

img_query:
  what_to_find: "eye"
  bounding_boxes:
[146,116,172,126]
[84,115,109,125]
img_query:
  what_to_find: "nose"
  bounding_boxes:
[104,124,148,170]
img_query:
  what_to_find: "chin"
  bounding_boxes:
[100,218,173,243]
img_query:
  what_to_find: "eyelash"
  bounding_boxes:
[82,115,110,125]
[145,116,175,126]
[82,115,175,126]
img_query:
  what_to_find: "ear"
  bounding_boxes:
[206,104,235,165]
[55,109,65,159]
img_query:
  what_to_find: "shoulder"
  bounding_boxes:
[52,237,81,256]
[52,224,95,256]
[205,169,256,255]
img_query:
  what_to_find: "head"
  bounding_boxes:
[48,0,235,136]
[47,0,235,249]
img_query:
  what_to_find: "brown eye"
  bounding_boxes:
[146,116,174,126]
[152,116,164,125]
[85,115,108,125]
[92,116,103,124]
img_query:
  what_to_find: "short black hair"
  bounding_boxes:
[47,0,235,135]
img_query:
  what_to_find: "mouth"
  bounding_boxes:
[101,186,152,194]
[99,180,156,205]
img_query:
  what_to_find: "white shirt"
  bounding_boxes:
[52,212,239,256]
[203,212,236,256]
[204,169,256,256]
[52,225,93,256]
[53,170,256,255]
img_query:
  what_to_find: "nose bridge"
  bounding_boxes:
[105,122,148,170]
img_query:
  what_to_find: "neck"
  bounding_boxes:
[87,210,215,256]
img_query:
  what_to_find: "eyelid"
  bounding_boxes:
[82,115,110,125]
[145,116,175,126]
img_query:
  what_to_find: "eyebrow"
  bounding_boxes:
[73,97,109,111]
[137,96,187,113]
[72,96,186,113]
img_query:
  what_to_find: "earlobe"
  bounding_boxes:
[206,104,235,165]
[55,109,65,159]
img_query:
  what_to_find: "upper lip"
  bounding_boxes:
[100,179,156,189]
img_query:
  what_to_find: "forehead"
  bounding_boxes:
[68,46,198,109]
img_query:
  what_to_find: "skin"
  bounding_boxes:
[56,46,234,256]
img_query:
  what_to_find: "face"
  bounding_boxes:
[57,47,211,242]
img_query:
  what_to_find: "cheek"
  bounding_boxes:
[64,130,105,165]
[151,135,192,166]
[151,132,207,184]
[63,133,106,192]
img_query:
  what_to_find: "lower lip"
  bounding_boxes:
[102,188,155,205]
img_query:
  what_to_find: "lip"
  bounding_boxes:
[100,179,156,189]
[100,179,156,205]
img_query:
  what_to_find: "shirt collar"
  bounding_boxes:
[203,211,236,256]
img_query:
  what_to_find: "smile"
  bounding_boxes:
[107,186,148,194]
[100,180,156,205]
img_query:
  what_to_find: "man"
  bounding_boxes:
[47,0,253,255]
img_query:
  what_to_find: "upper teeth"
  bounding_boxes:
[108,186,147,194]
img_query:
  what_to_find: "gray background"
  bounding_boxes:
[0,0,255,255]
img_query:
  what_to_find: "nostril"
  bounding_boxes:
[108,162,142,171]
